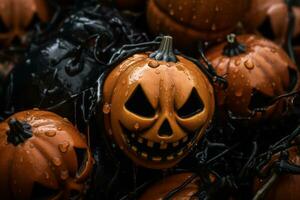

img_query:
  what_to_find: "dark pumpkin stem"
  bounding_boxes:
[149,36,177,62]
[223,34,246,57]
[7,118,32,146]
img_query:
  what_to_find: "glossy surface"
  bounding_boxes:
[103,52,215,169]
[0,0,51,46]
[139,173,202,200]
[147,0,249,49]
[0,110,93,200]
[244,0,300,45]
[5,6,148,121]
[207,34,300,121]
[254,145,300,200]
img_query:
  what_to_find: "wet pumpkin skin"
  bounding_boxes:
[102,37,215,169]
[244,0,300,46]
[254,145,300,200]
[206,34,300,122]
[139,173,202,200]
[147,0,249,50]
[0,0,51,47]
[0,110,93,200]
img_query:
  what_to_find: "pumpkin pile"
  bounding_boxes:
[0,0,300,199]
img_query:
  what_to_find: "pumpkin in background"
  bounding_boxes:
[139,173,216,200]
[146,0,250,50]
[206,34,300,122]
[102,36,215,169]
[0,0,51,47]
[253,144,300,200]
[0,109,94,200]
[244,0,300,46]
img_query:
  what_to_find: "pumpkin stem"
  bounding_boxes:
[149,36,177,62]
[7,118,32,146]
[223,34,246,57]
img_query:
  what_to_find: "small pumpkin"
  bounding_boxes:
[103,36,215,169]
[146,0,249,50]
[253,144,300,200]
[0,0,51,47]
[206,34,300,121]
[244,0,300,46]
[0,109,94,200]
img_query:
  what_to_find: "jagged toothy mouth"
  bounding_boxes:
[120,123,201,162]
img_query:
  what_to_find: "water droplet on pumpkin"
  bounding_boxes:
[149,60,160,68]
[60,170,69,180]
[211,24,216,31]
[235,59,241,66]
[244,60,255,70]
[272,82,276,87]
[29,143,34,148]
[134,123,140,130]
[52,157,62,166]
[20,157,23,163]
[215,6,219,12]
[235,90,243,97]
[58,141,70,153]
[57,127,62,131]
[103,103,111,114]
[45,131,56,137]
[170,9,174,15]
[44,172,50,180]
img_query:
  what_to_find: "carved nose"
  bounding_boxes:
[158,119,173,137]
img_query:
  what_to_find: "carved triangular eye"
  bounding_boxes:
[31,182,59,200]
[177,88,204,118]
[248,89,273,110]
[125,85,156,117]
[258,18,275,40]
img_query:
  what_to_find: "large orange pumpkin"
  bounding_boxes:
[147,0,250,50]
[0,109,94,200]
[102,36,215,169]
[206,34,300,122]
[0,0,51,47]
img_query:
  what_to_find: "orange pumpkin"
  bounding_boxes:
[147,0,250,50]
[0,0,51,47]
[139,173,216,200]
[244,0,300,46]
[102,36,215,169]
[206,34,300,121]
[0,109,94,200]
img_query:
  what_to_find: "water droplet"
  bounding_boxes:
[272,82,276,87]
[57,127,62,131]
[52,157,62,166]
[134,123,140,130]
[45,131,56,137]
[58,141,70,153]
[235,59,241,66]
[235,90,243,97]
[215,6,219,12]
[20,157,23,163]
[148,60,160,68]
[103,103,111,114]
[244,60,255,70]
[60,169,69,180]
[29,143,34,148]
[170,9,174,15]
[211,24,216,31]
[44,172,50,180]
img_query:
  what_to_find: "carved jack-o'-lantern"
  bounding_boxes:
[244,0,300,46]
[253,144,300,200]
[0,0,51,47]
[146,0,249,50]
[139,173,215,200]
[103,36,215,169]
[0,110,94,200]
[206,34,300,121]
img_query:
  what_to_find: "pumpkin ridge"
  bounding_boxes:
[151,0,235,33]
